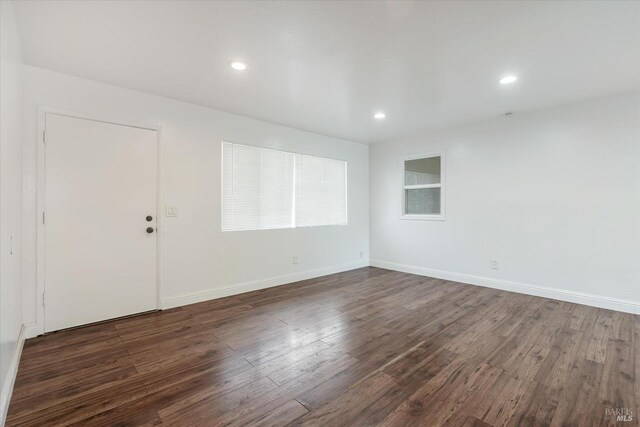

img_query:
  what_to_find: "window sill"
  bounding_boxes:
[398,214,445,221]
[221,222,348,232]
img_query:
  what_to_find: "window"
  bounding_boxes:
[401,153,444,220]
[222,142,347,231]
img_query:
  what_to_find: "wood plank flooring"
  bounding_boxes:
[7,267,639,426]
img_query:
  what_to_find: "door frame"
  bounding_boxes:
[35,106,163,335]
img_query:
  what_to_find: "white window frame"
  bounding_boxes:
[400,152,445,221]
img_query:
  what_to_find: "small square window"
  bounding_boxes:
[406,187,441,215]
[401,154,444,220]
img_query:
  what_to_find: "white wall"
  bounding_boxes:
[0,0,24,421]
[22,66,369,333]
[370,93,640,313]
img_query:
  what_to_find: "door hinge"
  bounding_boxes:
[42,292,45,307]
[43,211,46,224]
[43,130,47,144]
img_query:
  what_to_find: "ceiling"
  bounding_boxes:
[12,0,640,144]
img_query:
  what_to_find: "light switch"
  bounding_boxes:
[165,206,178,217]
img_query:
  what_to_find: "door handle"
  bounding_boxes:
[146,227,154,234]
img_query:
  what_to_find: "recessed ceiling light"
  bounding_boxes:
[230,61,248,71]
[499,75,518,85]
[374,112,386,120]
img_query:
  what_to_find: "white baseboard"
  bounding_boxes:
[370,260,639,315]
[23,322,40,339]
[0,324,26,426]
[161,260,370,309]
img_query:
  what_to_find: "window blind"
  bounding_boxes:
[222,142,347,231]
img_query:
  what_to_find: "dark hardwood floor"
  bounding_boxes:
[7,267,638,426]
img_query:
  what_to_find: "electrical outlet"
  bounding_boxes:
[293,256,298,265]
[490,259,499,270]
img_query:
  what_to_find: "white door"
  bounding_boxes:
[44,113,158,332]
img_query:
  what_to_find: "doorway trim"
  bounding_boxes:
[35,106,163,335]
